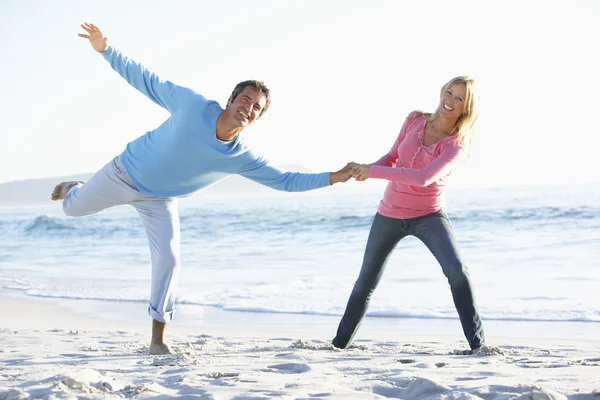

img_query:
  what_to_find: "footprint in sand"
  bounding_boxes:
[202,372,240,379]
[274,352,307,361]
[373,377,451,399]
[150,354,196,367]
[514,359,569,369]
[570,358,600,366]
[2,358,28,366]
[59,354,94,359]
[266,363,310,374]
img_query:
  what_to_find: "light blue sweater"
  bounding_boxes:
[101,46,331,197]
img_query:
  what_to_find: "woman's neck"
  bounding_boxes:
[430,115,458,135]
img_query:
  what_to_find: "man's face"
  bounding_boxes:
[228,87,267,127]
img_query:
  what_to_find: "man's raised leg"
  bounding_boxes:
[53,156,137,217]
[51,181,85,201]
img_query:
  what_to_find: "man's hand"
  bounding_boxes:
[329,163,356,185]
[78,22,108,52]
[347,162,370,181]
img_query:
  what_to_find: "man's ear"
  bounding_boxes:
[226,96,233,108]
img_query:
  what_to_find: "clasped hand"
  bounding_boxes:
[346,162,370,182]
[331,162,370,184]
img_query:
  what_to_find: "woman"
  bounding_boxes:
[334,76,486,352]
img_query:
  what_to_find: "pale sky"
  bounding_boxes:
[1,0,598,187]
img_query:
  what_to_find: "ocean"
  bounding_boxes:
[1,182,599,341]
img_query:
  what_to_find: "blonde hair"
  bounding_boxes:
[428,76,479,155]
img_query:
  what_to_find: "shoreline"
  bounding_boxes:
[3,288,600,344]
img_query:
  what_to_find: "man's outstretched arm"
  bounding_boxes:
[78,22,191,113]
[238,157,355,192]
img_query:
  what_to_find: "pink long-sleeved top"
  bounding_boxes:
[368,111,465,219]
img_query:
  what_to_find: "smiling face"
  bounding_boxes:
[430,76,479,150]
[227,86,268,128]
[439,82,467,122]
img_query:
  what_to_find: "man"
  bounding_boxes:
[52,22,354,355]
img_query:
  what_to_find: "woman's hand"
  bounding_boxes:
[346,162,370,181]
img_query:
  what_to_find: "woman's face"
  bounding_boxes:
[439,83,467,121]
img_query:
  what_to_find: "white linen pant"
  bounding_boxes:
[62,154,180,323]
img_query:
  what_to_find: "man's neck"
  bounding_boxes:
[216,111,243,142]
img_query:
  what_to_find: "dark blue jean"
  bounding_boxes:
[332,211,485,350]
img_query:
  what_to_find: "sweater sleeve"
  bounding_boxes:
[101,46,192,113]
[369,142,465,187]
[238,156,331,192]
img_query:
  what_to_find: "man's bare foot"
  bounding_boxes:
[149,342,172,355]
[51,181,84,201]
[149,319,171,354]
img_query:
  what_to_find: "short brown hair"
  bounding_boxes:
[230,80,271,116]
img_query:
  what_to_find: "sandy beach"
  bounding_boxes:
[1,291,599,399]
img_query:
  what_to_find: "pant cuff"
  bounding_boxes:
[148,304,175,323]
